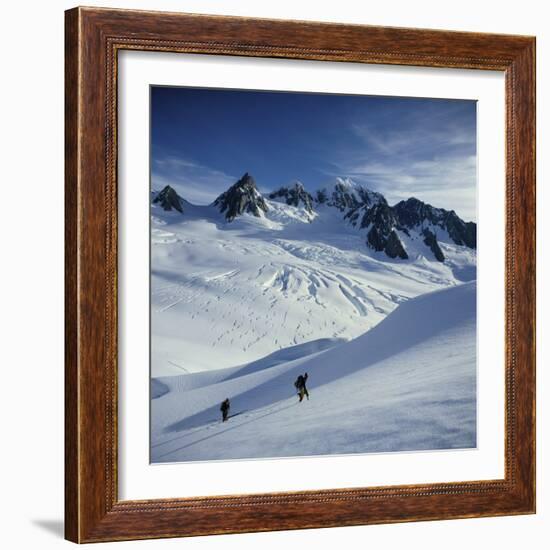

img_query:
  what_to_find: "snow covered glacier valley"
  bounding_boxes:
[150,176,477,462]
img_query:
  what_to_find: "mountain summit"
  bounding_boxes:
[268,181,314,214]
[153,185,184,213]
[394,198,476,249]
[213,172,268,222]
[346,195,475,262]
[316,177,385,211]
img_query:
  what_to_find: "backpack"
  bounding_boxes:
[294,375,304,389]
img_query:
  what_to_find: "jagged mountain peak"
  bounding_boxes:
[152,185,184,213]
[235,171,256,189]
[394,197,476,249]
[343,193,476,262]
[318,176,364,195]
[315,177,386,211]
[394,197,444,222]
[213,172,268,222]
[289,179,306,190]
[331,176,358,188]
[268,180,314,214]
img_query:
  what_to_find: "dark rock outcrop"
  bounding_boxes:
[365,225,408,260]
[394,197,476,250]
[325,181,362,211]
[153,185,184,213]
[422,228,445,262]
[366,225,385,252]
[269,182,314,213]
[213,172,268,222]
[348,201,408,259]
[352,201,395,230]
[344,193,476,261]
[385,230,409,260]
[445,214,477,249]
[316,188,329,204]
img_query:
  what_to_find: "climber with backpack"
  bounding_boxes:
[220,398,231,422]
[294,372,310,403]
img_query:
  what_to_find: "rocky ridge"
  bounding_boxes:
[155,172,476,262]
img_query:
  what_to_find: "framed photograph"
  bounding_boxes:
[65,7,536,543]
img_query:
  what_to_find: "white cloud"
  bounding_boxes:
[329,119,477,221]
[151,155,236,205]
[331,154,477,221]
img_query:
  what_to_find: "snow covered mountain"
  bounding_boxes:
[151,282,476,461]
[343,189,476,262]
[150,173,476,377]
[152,184,185,213]
[315,176,386,211]
[212,172,268,221]
[209,173,476,262]
[268,181,314,214]
[394,197,476,248]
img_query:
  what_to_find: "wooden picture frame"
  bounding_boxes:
[65,6,536,543]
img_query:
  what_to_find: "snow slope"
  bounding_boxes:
[151,196,475,376]
[151,282,476,462]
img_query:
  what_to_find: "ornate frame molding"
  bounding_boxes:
[65,7,535,542]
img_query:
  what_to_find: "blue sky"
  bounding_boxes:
[151,86,477,221]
